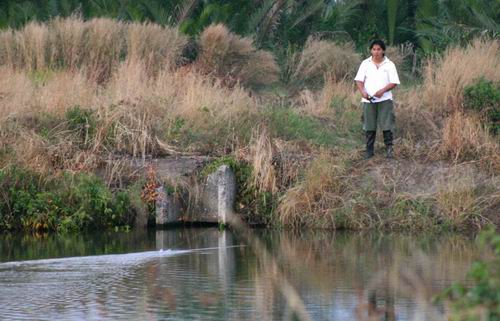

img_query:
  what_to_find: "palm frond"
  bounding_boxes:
[289,0,324,30]
[175,0,199,26]
[323,0,362,31]
[255,0,286,45]
[246,0,275,35]
[139,0,174,25]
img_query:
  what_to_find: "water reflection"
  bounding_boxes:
[0,229,483,321]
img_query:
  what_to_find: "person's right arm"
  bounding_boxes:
[354,61,369,99]
[356,81,369,99]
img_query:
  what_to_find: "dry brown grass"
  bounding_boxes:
[48,16,87,70]
[297,77,357,117]
[421,38,500,113]
[80,18,124,83]
[385,43,413,68]
[248,127,279,195]
[296,77,362,132]
[125,22,188,75]
[0,17,188,83]
[0,58,256,174]
[439,112,499,165]
[434,167,496,229]
[277,152,350,228]
[196,24,279,89]
[14,21,50,71]
[290,38,360,89]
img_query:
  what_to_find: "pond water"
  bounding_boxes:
[0,228,483,321]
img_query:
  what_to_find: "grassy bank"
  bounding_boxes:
[0,18,498,232]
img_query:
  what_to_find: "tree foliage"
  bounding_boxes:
[0,0,498,53]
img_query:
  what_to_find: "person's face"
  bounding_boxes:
[370,44,384,60]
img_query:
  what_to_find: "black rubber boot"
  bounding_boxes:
[365,131,376,159]
[383,130,394,159]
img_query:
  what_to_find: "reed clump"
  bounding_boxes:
[289,38,360,89]
[277,152,351,229]
[0,17,188,82]
[196,24,279,89]
[434,170,492,230]
[439,112,500,167]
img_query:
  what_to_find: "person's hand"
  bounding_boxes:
[374,89,385,98]
[362,91,369,99]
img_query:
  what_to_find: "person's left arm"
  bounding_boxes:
[373,83,397,98]
[373,62,400,98]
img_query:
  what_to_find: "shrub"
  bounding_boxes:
[0,167,135,232]
[125,22,188,75]
[464,78,500,134]
[289,38,360,90]
[437,226,500,321]
[196,24,279,89]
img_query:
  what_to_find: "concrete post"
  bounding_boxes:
[155,185,181,225]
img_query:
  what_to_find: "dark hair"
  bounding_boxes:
[369,39,386,52]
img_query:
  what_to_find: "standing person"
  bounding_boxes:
[355,39,400,159]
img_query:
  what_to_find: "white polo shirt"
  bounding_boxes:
[354,56,400,103]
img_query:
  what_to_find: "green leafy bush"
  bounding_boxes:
[437,226,500,320]
[463,78,500,134]
[0,167,135,232]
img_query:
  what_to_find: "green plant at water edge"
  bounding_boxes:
[0,167,135,232]
[436,225,500,321]
[463,78,500,135]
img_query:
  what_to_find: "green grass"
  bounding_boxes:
[265,107,362,148]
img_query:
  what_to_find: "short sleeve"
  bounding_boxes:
[354,62,366,82]
[388,62,400,84]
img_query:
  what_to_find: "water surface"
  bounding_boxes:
[0,229,482,321]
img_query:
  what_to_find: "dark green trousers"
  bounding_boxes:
[362,99,395,132]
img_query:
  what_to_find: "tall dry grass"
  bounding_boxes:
[439,112,500,166]
[14,22,50,71]
[248,127,279,195]
[434,168,493,229]
[385,43,413,68]
[421,38,500,113]
[0,17,188,82]
[49,17,87,70]
[0,59,256,173]
[277,152,350,228]
[289,38,360,90]
[297,77,357,117]
[126,22,188,75]
[196,24,279,89]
